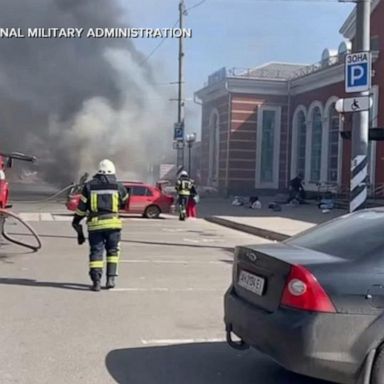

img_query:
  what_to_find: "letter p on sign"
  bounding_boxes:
[345,52,371,93]
[351,65,365,85]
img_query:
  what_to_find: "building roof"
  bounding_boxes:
[229,62,307,80]
[196,1,383,101]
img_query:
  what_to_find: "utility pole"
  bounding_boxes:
[176,0,186,172]
[350,0,371,212]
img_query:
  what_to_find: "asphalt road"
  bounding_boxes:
[0,199,331,384]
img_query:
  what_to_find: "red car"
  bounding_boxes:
[0,180,9,209]
[66,181,174,219]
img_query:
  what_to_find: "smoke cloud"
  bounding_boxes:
[0,0,174,185]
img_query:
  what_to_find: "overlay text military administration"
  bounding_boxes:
[72,159,128,292]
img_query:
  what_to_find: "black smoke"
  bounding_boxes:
[0,0,172,185]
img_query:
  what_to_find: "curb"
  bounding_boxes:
[205,216,290,242]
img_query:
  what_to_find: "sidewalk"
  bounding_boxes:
[198,197,347,241]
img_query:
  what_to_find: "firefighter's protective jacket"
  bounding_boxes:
[73,174,128,231]
[175,176,193,196]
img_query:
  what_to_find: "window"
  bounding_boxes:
[310,107,322,182]
[256,106,281,189]
[260,110,275,183]
[131,186,150,196]
[327,104,339,183]
[208,111,220,186]
[296,111,306,177]
[371,35,380,51]
[287,211,384,261]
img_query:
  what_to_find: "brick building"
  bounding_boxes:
[195,0,384,196]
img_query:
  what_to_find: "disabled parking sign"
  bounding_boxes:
[345,52,371,93]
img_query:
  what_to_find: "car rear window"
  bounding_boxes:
[286,210,384,260]
[130,186,152,196]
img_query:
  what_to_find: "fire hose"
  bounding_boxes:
[1,183,78,251]
[12,183,76,204]
[0,182,82,251]
[0,209,42,252]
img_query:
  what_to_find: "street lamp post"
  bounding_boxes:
[186,133,196,176]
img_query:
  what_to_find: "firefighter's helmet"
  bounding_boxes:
[97,159,116,175]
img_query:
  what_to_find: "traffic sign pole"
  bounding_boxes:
[349,0,371,213]
[176,0,185,173]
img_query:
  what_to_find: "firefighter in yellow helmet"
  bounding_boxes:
[72,159,128,292]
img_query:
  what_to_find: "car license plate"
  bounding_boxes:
[238,270,265,296]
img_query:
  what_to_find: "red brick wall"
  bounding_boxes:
[228,95,258,192]
[200,2,384,194]
[227,94,288,194]
[371,1,384,186]
[291,82,345,107]
[200,95,229,187]
[291,81,353,192]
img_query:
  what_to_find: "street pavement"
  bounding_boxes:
[0,195,331,384]
[198,197,346,239]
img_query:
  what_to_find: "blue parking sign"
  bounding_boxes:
[345,52,371,93]
[173,122,184,141]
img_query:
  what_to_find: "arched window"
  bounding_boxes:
[327,103,339,183]
[310,106,322,182]
[296,111,306,177]
[208,111,220,186]
[260,110,275,182]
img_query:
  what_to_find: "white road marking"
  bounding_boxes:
[111,287,223,292]
[120,217,149,222]
[18,213,40,222]
[183,238,217,243]
[119,259,227,265]
[161,214,178,220]
[40,213,54,221]
[183,238,199,243]
[140,338,226,346]
[16,212,169,222]
[52,215,72,222]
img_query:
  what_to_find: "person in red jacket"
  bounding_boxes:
[0,156,8,209]
[186,185,198,218]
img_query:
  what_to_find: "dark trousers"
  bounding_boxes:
[177,195,188,208]
[88,229,121,282]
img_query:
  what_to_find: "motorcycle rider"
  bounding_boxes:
[72,159,128,292]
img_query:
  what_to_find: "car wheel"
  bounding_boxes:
[371,345,384,384]
[144,205,161,219]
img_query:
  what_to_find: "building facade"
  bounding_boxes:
[195,0,384,196]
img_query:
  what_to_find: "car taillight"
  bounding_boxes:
[281,265,336,313]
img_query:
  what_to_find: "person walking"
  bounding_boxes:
[72,159,128,292]
[186,184,198,218]
[175,170,193,220]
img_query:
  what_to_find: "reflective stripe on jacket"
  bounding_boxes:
[175,178,192,196]
[74,174,128,231]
